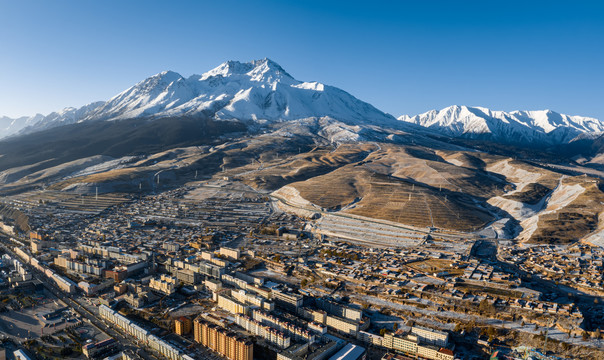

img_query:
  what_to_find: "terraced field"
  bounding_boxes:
[311,212,426,248]
[2,190,129,214]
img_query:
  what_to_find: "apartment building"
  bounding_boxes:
[235,314,291,349]
[175,317,192,335]
[149,275,177,295]
[411,326,449,347]
[326,315,360,336]
[216,291,250,315]
[193,318,253,360]
[220,247,241,260]
[272,289,303,312]
[99,305,193,360]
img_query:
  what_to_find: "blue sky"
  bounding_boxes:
[0,0,602,119]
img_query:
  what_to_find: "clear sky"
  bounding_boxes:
[0,0,602,119]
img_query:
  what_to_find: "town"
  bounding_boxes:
[0,179,603,360]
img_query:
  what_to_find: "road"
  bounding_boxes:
[0,238,156,360]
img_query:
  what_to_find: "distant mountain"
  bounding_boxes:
[398,105,604,145]
[19,102,105,134]
[0,114,44,138]
[4,61,602,148]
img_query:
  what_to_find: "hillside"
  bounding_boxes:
[0,59,602,245]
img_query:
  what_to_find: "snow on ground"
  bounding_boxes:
[354,294,602,348]
[485,159,553,238]
[487,159,543,193]
[444,158,464,167]
[518,180,585,241]
[582,227,604,248]
[272,185,322,218]
[69,155,140,178]
[488,196,543,221]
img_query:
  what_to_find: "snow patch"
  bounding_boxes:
[518,180,585,241]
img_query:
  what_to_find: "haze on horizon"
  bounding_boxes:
[0,0,602,120]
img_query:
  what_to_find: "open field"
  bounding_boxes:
[406,259,464,276]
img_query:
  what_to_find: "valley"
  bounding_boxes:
[0,59,602,360]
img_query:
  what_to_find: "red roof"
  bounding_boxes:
[439,348,454,355]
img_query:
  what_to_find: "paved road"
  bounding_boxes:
[0,239,156,360]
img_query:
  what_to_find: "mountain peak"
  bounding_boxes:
[6,58,400,136]
[146,70,184,85]
[200,58,294,83]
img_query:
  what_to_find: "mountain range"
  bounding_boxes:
[398,105,604,146]
[2,58,602,147]
[2,59,604,245]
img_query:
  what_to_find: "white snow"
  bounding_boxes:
[518,180,585,241]
[0,114,44,138]
[398,105,604,144]
[72,58,397,127]
[7,60,601,144]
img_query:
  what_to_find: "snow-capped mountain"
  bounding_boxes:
[18,101,105,134]
[0,114,44,138]
[84,58,397,126]
[4,60,602,146]
[398,105,604,145]
[6,59,399,138]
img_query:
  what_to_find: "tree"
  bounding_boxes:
[479,299,494,314]
[393,323,398,331]
[300,279,308,288]
[594,328,601,339]
[582,331,589,341]
[380,328,387,336]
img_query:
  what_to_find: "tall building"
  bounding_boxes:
[175,316,192,335]
[193,318,252,360]
[272,289,303,312]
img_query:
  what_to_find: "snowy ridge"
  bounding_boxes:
[3,61,602,145]
[20,101,106,133]
[0,114,44,138]
[77,58,398,126]
[398,105,604,145]
[3,58,399,139]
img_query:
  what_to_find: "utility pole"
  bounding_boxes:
[543,318,553,355]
